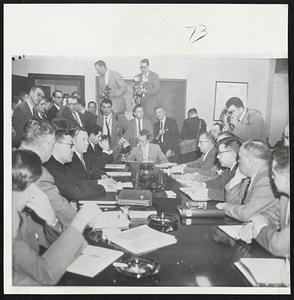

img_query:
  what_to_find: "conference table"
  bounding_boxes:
[58,163,273,287]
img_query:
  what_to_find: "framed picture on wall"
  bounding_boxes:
[213,81,248,121]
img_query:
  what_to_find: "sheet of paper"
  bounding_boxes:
[165,190,177,198]
[106,172,132,177]
[179,187,208,201]
[155,162,177,168]
[116,181,133,190]
[98,178,118,192]
[218,225,243,239]
[67,245,123,277]
[105,164,126,169]
[128,210,157,219]
[91,211,130,229]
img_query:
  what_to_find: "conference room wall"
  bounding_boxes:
[12,57,277,131]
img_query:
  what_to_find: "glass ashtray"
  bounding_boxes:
[113,257,161,279]
[148,213,178,232]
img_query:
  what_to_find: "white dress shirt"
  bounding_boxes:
[74,149,86,169]
[26,99,34,116]
[141,142,150,161]
[136,118,143,137]
[72,112,83,127]
[103,113,112,136]
[159,116,166,143]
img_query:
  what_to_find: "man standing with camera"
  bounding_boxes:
[95,60,127,115]
[133,59,160,123]
[223,97,266,142]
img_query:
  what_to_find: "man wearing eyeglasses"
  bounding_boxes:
[134,58,160,123]
[12,86,45,148]
[44,118,105,202]
[222,97,266,142]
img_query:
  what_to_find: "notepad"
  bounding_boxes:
[105,164,126,169]
[234,258,288,287]
[67,245,123,277]
[106,172,132,177]
[108,224,177,255]
[218,225,243,239]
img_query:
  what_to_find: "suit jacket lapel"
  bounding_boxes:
[23,101,33,118]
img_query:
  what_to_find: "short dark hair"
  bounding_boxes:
[52,90,63,98]
[213,122,224,132]
[188,108,197,115]
[12,149,42,191]
[154,106,165,112]
[29,86,44,94]
[140,58,149,66]
[71,91,80,97]
[101,98,113,107]
[95,60,107,68]
[241,139,271,161]
[225,97,244,109]
[200,131,215,145]
[218,137,242,153]
[62,93,70,99]
[272,146,289,173]
[22,119,55,145]
[140,129,152,140]
[87,124,102,136]
[133,104,143,114]
[88,101,97,107]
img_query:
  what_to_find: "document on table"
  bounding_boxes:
[179,187,208,201]
[234,258,288,287]
[218,225,243,240]
[91,211,130,229]
[105,164,126,169]
[106,171,132,177]
[67,245,124,277]
[98,177,118,192]
[155,162,177,168]
[108,224,177,255]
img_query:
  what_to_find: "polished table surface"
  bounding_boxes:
[58,165,273,287]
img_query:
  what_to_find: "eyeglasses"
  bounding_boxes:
[57,142,74,148]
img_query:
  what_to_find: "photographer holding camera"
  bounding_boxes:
[222,97,266,142]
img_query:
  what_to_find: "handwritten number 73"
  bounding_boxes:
[186,25,207,43]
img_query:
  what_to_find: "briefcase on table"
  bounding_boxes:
[118,190,152,207]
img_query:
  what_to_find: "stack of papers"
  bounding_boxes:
[218,225,243,239]
[91,211,130,229]
[179,187,208,201]
[67,245,123,277]
[98,178,133,192]
[108,224,177,255]
[106,171,132,177]
[105,164,126,169]
[234,258,289,287]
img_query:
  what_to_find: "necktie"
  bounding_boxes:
[160,121,164,143]
[72,112,78,125]
[138,120,142,136]
[240,178,251,204]
[33,107,38,119]
[105,117,111,143]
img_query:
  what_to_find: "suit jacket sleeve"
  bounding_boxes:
[13,225,86,286]
[205,170,230,190]
[180,119,189,140]
[146,72,160,97]
[113,72,127,98]
[126,148,138,161]
[12,107,26,147]
[186,156,203,169]
[233,112,265,141]
[224,180,277,222]
[207,188,225,201]
[255,225,290,257]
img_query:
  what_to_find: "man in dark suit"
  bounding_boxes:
[76,102,97,131]
[154,106,180,163]
[35,97,48,121]
[96,99,129,162]
[134,58,160,123]
[12,86,45,148]
[95,60,127,114]
[87,101,99,123]
[85,124,113,168]
[44,120,105,202]
[46,90,63,122]
[123,104,154,148]
[57,96,85,128]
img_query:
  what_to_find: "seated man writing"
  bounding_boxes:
[126,129,168,163]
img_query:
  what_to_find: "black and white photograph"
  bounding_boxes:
[4,3,290,294]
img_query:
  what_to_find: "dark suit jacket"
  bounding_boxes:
[123,118,154,148]
[185,147,217,173]
[154,117,180,162]
[180,116,207,140]
[224,163,278,222]
[44,156,105,201]
[12,101,34,147]
[256,196,290,257]
[46,104,59,122]
[56,107,85,128]
[81,110,98,131]
[35,112,48,122]
[84,143,113,168]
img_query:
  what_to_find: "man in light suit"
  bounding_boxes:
[12,86,45,148]
[127,129,168,163]
[223,97,266,142]
[123,104,154,148]
[223,140,278,222]
[96,99,129,162]
[239,147,290,258]
[95,60,127,114]
[154,106,180,163]
[134,58,160,123]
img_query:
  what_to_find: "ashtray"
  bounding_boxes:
[113,257,161,279]
[148,212,178,232]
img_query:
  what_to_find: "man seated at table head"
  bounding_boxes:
[123,104,154,148]
[44,119,105,202]
[221,139,278,222]
[85,123,113,166]
[210,122,224,140]
[19,119,77,247]
[222,97,266,142]
[126,129,168,163]
[238,146,290,258]
[154,106,180,163]
[66,126,105,180]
